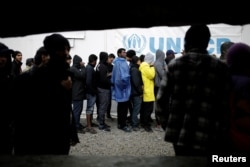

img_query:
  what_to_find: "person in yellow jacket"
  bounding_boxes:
[139,52,155,132]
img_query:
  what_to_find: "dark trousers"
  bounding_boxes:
[106,90,112,117]
[154,87,160,125]
[97,88,110,127]
[117,101,129,128]
[140,101,154,128]
[72,100,84,129]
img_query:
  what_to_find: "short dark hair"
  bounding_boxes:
[139,54,145,62]
[88,54,97,63]
[108,53,115,59]
[126,49,136,58]
[117,48,126,56]
[12,50,22,59]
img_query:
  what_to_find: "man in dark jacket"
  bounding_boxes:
[84,54,98,134]
[96,51,112,131]
[129,54,143,131]
[12,33,78,155]
[70,55,86,133]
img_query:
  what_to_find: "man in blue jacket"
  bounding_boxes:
[111,48,132,132]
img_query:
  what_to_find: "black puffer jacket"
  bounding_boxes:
[70,55,86,100]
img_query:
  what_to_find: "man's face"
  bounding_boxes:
[108,57,114,64]
[120,50,126,58]
[15,53,22,62]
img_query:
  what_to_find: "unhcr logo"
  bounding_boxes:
[123,34,146,53]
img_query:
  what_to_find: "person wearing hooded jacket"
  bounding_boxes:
[129,54,143,131]
[111,48,132,132]
[70,55,86,133]
[153,49,167,131]
[96,51,112,131]
[139,52,155,132]
[84,54,98,134]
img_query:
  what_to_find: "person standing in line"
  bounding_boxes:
[125,50,133,126]
[165,49,176,65]
[153,49,167,131]
[0,42,14,155]
[70,55,86,134]
[139,52,155,132]
[106,53,116,120]
[129,54,143,131]
[96,51,112,131]
[156,24,231,156]
[84,54,98,134]
[12,33,78,155]
[111,48,132,132]
[11,50,22,78]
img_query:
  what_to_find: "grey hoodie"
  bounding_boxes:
[154,49,167,87]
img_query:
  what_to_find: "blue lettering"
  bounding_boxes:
[166,38,181,53]
[149,37,182,53]
[146,37,232,55]
[149,37,164,53]
[208,39,215,54]
[216,38,231,54]
[208,38,231,55]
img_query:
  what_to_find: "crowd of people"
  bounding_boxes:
[0,24,250,157]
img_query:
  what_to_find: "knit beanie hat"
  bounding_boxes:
[144,52,154,64]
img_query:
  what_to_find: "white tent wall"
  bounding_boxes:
[0,23,250,70]
[242,24,250,45]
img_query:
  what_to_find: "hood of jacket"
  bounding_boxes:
[155,49,165,62]
[72,55,82,68]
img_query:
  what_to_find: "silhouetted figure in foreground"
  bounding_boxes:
[226,42,250,156]
[0,42,14,155]
[156,25,231,156]
[12,34,78,155]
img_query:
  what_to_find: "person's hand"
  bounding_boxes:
[61,76,72,90]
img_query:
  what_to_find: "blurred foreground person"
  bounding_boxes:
[226,42,250,155]
[156,25,231,156]
[12,34,78,155]
[0,42,14,155]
